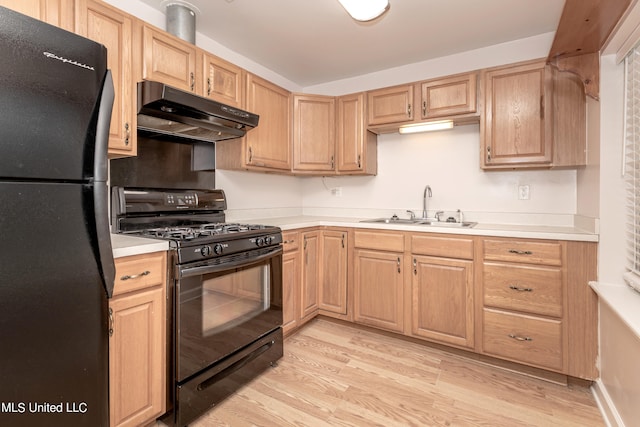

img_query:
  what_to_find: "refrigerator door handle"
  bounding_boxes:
[94,70,114,182]
[94,71,116,297]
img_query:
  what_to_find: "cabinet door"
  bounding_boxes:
[0,0,76,31]
[141,25,197,93]
[293,94,336,172]
[367,84,414,126]
[300,231,320,323]
[319,230,347,314]
[354,249,404,333]
[282,249,300,335]
[420,73,477,119]
[245,73,292,171]
[411,256,474,348]
[109,286,164,427]
[337,92,377,175]
[482,61,552,168]
[77,0,135,156]
[201,52,244,108]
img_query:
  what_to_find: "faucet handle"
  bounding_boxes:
[435,211,445,221]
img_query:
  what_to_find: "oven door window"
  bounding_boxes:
[201,264,269,334]
[176,253,282,382]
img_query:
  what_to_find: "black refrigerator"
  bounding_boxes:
[0,7,115,427]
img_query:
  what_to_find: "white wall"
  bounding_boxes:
[598,55,626,282]
[301,125,577,224]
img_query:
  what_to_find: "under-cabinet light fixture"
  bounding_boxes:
[398,120,455,134]
[337,0,390,22]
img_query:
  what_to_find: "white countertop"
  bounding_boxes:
[111,233,169,258]
[109,215,597,258]
[250,215,599,242]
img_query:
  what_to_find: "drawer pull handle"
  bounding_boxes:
[283,239,296,244]
[508,334,533,342]
[509,285,533,292]
[508,249,533,255]
[120,271,150,281]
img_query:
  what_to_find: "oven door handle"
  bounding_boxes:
[178,247,282,278]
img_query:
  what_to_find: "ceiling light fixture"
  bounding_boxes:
[398,120,455,134]
[337,0,390,22]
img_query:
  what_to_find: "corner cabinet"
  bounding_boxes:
[77,0,136,157]
[292,94,336,173]
[110,251,166,427]
[337,92,377,175]
[319,229,348,316]
[481,59,586,169]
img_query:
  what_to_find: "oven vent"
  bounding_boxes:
[165,1,196,44]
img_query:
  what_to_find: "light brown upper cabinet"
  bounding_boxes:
[420,73,477,119]
[366,73,479,132]
[481,59,586,169]
[292,94,336,173]
[337,92,377,175]
[216,74,292,172]
[77,0,136,157]
[0,0,77,31]
[201,52,244,108]
[367,84,414,126]
[141,24,198,93]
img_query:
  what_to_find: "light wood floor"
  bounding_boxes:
[190,318,604,426]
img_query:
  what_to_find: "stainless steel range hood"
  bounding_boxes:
[137,80,259,143]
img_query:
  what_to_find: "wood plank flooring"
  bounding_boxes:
[188,318,604,426]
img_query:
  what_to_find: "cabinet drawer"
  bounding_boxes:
[482,308,563,371]
[483,263,562,317]
[282,231,299,252]
[114,252,166,296]
[354,230,404,252]
[483,239,561,266]
[411,234,474,259]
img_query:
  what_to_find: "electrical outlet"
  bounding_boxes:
[331,187,342,197]
[518,185,530,200]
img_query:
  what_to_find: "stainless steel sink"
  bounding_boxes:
[360,218,425,224]
[421,221,477,228]
[360,217,476,228]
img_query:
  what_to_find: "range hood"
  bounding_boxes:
[137,80,259,143]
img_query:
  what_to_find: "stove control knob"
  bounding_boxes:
[264,236,273,245]
[213,244,224,255]
[256,237,265,247]
[200,245,212,257]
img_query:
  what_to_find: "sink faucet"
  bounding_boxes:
[422,185,432,219]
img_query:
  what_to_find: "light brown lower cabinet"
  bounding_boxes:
[319,229,348,315]
[110,252,166,427]
[411,255,474,349]
[283,227,598,380]
[353,248,405,333]
[282,231,301,335]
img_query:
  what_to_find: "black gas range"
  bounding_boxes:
[111,187,284,427]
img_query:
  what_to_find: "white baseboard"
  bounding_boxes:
[592,379,625,427]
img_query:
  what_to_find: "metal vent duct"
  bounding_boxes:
[166,2,196,44]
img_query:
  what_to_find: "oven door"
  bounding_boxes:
[175,245,283,382]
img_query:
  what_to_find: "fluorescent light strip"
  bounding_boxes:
[398,120,454,134]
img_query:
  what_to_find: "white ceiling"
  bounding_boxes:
[138,0,566,87]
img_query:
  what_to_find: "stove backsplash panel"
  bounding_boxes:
[110,136,215,190]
